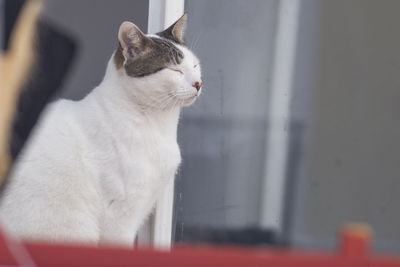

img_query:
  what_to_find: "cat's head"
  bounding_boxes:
[114,14,202,109]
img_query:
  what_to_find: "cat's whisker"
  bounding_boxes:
[171,97,180,109]
[156,93,176,110]
[146,93,176,109]
[160,98,174,110]
[174,91,196,98]
[156,94,174,105]
[191,32,203,51]
[189,39,196,50]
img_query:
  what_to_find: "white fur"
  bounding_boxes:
[0,38,201,246]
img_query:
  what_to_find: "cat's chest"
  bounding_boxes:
[125,133,181,176]
[100,131,181,191]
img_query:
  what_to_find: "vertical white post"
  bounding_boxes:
[147,0,185,249]
[148,0,185,33]
[260,0,300,234]
[152,180,175,249]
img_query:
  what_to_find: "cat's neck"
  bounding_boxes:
[87,57,181,139]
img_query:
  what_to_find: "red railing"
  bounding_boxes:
[1,224,400,267]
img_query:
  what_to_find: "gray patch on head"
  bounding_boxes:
[114,37,184,77]
[156,30,184,45]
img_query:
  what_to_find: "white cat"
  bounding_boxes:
[0,14,202,246]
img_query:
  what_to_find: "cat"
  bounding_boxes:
[0,14,202,246]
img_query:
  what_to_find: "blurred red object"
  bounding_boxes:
[1,223,400,267]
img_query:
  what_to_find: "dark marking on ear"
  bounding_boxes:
[114,43,124,69]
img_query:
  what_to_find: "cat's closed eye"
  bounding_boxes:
[169,68,183,74]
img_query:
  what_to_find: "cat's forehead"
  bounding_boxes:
[148,35,183,59]
[176,44,199,65]
[150,35,198,65]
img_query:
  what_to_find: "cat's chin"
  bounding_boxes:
[182,95,198,107]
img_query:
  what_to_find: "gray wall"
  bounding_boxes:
[41,0,148,100]
[289,0,400,252]
[175,0,278,230]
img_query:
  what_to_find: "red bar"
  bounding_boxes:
[0,224,399,267]
[22,243,400,267]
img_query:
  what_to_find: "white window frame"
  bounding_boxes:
[136,0,185,250]
[260,0,300,234]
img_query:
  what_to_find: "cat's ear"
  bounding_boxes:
[118,21,149,61]
[157,13,187,44]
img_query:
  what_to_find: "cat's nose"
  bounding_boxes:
[193,81,203,91]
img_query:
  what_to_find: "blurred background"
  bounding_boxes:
[4,0,400,252]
